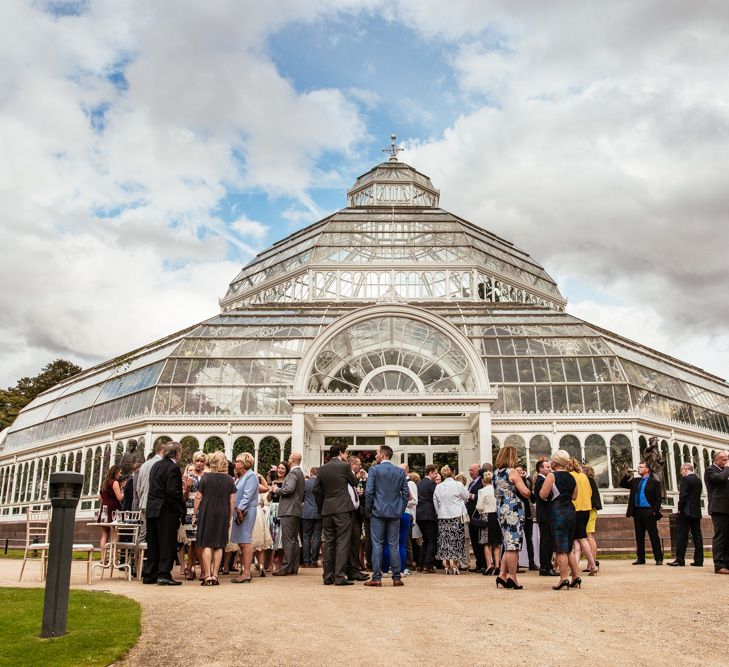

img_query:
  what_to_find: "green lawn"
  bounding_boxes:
[0,587,141,666]
[0,549,101,560]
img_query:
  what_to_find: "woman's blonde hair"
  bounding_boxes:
[582,464,595,479]
[235,452,255,470]
[482,470,493,484]
[440,465,453,479]
[408,472,421,483]
[567,457,582,473]
[192,451,206,464]
[551,449,570,469]
[455,473,468,485]
[495,445,517,470]
[208,450,228,473]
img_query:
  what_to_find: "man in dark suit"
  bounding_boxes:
[302,466,322,567]
[273,452,305,576]
[620,461,664,565]
[364,445,409,588]
[313,443,358,585]
[533,459,558,576]
[143,442,185,585]
[704,450,729,574]
[416,464,438,572]
[465,463,485,572]
[668,462,704,567]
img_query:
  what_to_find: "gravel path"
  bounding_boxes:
[2,559,725,666]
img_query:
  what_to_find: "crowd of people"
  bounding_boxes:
[97,440,729,587]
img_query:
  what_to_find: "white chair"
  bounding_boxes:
[18,510,50,582]
[19,510,94,584]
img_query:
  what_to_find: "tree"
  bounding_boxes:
[0,359,82,430]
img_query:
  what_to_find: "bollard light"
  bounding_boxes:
[41,471,84,638]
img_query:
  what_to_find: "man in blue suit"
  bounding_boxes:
[364,445,409,587]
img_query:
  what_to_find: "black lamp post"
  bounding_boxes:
[41,471,84,638]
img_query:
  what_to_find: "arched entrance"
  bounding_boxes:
[290,304,496,469]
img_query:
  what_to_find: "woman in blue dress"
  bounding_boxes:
[494,445,532,589]
[539,449,581,590]
[230,452,259,583]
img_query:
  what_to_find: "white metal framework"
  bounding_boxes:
[1,157,728,520]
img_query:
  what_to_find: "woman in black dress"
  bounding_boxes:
[539,450,580,590]
[194,451,236,586]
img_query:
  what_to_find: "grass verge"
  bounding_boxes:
[0,587,140,666]
[0,549,101,560]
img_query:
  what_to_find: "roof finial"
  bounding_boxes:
[383,133,403,162]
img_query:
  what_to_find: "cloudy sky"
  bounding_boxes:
[2,0,729,387]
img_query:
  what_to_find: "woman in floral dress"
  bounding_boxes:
[494,445,532,589]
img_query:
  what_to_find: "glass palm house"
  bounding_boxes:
[1,151,728,520]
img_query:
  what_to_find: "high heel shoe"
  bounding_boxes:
[569,577,582,588]
[588,567,598,576]
[483,567,494,576]
[505,577,523,590]
[453,567,460,575]
[496,576,507,588]
[552,579,570,590]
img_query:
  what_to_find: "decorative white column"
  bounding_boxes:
[291,410,305,454]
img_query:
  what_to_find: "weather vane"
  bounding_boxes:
[383,133,403,161]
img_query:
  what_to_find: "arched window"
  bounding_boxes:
[673,443,682,485]
[83,452,93,496]
[204,436,225,454]
[703,449,710,472]
[491,435,500,464]
[529,435,551,474]
[153,435,172,451]
[610,435,633,487]
[284,437,292,461]
[639,435,648,459]
[559,434,581,460]
[504,434,526,468]
[232,436,254,458]
[257,436,281,476]
[179,436,200,466]
[92,447,102,494]
[660,440,672,492]
[115,441,124,465]
[692,446,700,475]
[42,459,51,499]
[585,434,608,487]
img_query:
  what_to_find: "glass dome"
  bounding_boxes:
[4,159,729,453]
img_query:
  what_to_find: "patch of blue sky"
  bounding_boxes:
[92,199,145,219]
[38,0,88,18]
[84,102,110,132]
[267,13,463,160]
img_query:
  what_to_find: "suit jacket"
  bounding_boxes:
[533,474,551,523]
[466,476,483,515]
[133,453,163,511]
[302,476,321,520]
[365,461,409,519]
[704,464,729,515]
[278,466,305,518]
[313,458,357,516]
[416,477,437,521]
[678,473,702,519]
[619,473,662,518]
[146,457,185,520]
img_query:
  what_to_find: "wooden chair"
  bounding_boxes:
[18,510,94,584]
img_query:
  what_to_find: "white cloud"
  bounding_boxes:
[0,1,371,385]
[403,0,729,379]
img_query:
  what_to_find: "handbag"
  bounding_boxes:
[469,509,488,529]
[460,512,470,525]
